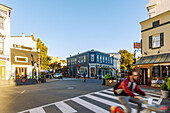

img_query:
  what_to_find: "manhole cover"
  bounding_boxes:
[67,87,74,90]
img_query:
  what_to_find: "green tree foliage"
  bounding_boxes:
[119,49,134,70]
[37,38,50,70]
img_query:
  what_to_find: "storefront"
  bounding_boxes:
[135,53,170,86]
[11,48,39,79]
[0,56,11,80]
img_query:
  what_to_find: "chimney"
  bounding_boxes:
[22,33,25,38]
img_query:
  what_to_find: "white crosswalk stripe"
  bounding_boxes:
[55,102,77,113]
[72,97,109,113]
[18,88,163,113]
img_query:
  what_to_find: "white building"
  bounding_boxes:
[147,0,170,18]
[0,4,12,80]
[109,52,121,70]
[9,33,39,79]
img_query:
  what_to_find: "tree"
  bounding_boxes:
[119,49,134,70]
[37,38,50,70]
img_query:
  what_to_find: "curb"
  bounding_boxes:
[0,85,16,88]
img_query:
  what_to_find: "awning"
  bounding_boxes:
[135,53,170,65]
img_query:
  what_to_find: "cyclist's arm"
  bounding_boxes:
[134,85,146,96]
[121,80,135,97]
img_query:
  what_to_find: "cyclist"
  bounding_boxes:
[113,70,146,113]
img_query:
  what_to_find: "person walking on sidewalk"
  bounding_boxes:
[82,72,86,83]
[113,70,148,113]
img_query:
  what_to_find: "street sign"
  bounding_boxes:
[134,43,141,49]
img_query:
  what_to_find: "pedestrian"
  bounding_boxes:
[83,72,86,82]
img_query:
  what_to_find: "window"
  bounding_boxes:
[91,54,94,61]
[153,20,159,28]
[75,58,77,64]
[97,55,99,62]
[111,58,113,64]
[15,56,28,63]
[106,57,107,63]
[0,37,3,54]
[100,56,102,63]
[0,17,4,30]
[81,56,83,63]
[103,57,105,62]
[108,58,110,63]
[84,56,86,62]
[152,35,160,48]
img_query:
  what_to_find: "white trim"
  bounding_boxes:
[15,56,28,63]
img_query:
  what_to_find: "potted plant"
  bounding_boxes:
[160,76,170,99]
[104,74,117,86]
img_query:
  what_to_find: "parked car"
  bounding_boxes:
[54,73,62,79]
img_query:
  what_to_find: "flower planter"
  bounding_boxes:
[105,80,117,87]
[40,78,46,83]
[161,90,170,99]
[15,79,36,85]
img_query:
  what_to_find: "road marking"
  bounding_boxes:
[145,92,161,97]
[101,90,114,94]
[84,94,137,113]
[72,97,109,113]
[55,102,77,113]
[29,107,46,113]
[20,90,26,94]
[18,88,163,113]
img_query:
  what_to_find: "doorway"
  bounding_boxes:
[0,66,6,80]
[90,67,95,78]
[141,68,148,85]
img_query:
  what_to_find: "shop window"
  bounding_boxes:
[0,37,3,54]
[152,35,160,48]
[152,66,160,79]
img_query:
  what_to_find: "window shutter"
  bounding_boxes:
[149,36,152,49]
[160,33,164,47]
[141,40,142,54]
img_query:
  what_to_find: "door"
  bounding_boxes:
[0,66,5,80]
[90,67,95,78]
[142,68,148,85]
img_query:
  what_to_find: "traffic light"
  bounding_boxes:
[133,58,136,64]
[99,66,101,69]
[78,64,80,68]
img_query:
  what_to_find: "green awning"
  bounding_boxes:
[135,53,170,65]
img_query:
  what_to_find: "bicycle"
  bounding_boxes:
[110,97,168,113]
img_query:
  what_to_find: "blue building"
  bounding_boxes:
[67,49,118,78]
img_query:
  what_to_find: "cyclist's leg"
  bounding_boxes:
[118,96,131,113]
[129,97,143,113]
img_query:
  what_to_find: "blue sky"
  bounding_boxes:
[1,0,149,60]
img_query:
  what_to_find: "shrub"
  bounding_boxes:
[166,78,170,90]
[104,74,111,80]
[161,76,170,91]
[161,83,167,90]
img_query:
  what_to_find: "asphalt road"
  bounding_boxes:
[0,78,108,113]
[0,78,169,113]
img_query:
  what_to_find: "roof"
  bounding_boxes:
[67,49,112,59]
[135,53,170,65]
[0,4,12,10]
[140,10,170,24]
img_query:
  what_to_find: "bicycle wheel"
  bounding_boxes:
[110,106,124,113]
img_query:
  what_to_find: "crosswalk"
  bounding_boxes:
[18,88,163,113]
